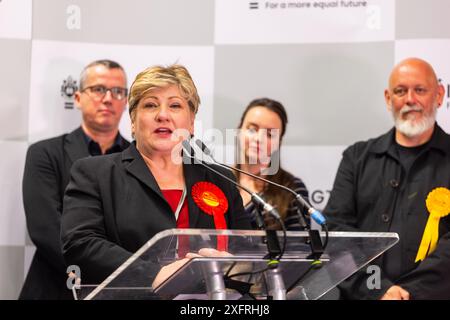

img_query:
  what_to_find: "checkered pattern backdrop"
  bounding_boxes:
[1,0,450,299]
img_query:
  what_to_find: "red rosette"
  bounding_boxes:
[192,181,228,217]
[192,181,229,251]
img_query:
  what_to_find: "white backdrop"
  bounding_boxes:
[1,0,450,299]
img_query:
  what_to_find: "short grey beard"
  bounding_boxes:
[392,104,437,138]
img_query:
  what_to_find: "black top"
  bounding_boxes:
[385,141,431,277]
[81,129,127,156]
[244,175,310,230]
[395,141,429,173]
[61,142,252,284]
[324,124,450,300]
[20,127,130,300]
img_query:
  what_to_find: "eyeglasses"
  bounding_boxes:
[81,85,128,101]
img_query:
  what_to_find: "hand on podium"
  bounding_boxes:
[196,248,233,258]
[380,285,410,300]
[151,249,233,289]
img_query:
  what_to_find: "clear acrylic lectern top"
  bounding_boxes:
[75,228,398,300]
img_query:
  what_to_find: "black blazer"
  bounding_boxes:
[20,127,129,300]
[61,142,251,285]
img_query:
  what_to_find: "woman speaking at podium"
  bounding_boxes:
[61,65,251,287]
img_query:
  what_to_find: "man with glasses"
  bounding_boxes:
[20,60,130,299]
[324,57,450,300]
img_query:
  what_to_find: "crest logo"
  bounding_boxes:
[60,76,78,109]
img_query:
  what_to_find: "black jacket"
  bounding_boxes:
[324,124,450,300]
[61,142,252,285]
[20,127,129,300]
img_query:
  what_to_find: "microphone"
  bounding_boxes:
[191,139,327,260]
[182,139,285,262]
[193,139,327,227]
[182,140,281,222]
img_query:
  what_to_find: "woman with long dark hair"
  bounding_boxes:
[235,98,309,230]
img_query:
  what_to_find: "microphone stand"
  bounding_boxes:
[194,139,327,260]
[182,141,285,263]
[183,143,289,300]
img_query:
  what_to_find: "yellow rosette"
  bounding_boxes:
[415,187,450,263]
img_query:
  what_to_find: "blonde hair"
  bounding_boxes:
[128,64,200,122]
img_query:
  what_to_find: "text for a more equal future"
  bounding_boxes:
[262,0,367,10]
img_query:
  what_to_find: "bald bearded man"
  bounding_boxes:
[324,58,450,300]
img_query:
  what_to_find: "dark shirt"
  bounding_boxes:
[20,127,130,300]
[244,174,309,230]
[385,141,431,278]
[324,124,450,300]
[395,141,429,173]
[61,143,251,284]
[81,130,127,156]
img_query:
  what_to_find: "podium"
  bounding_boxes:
[74,229,398,300]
